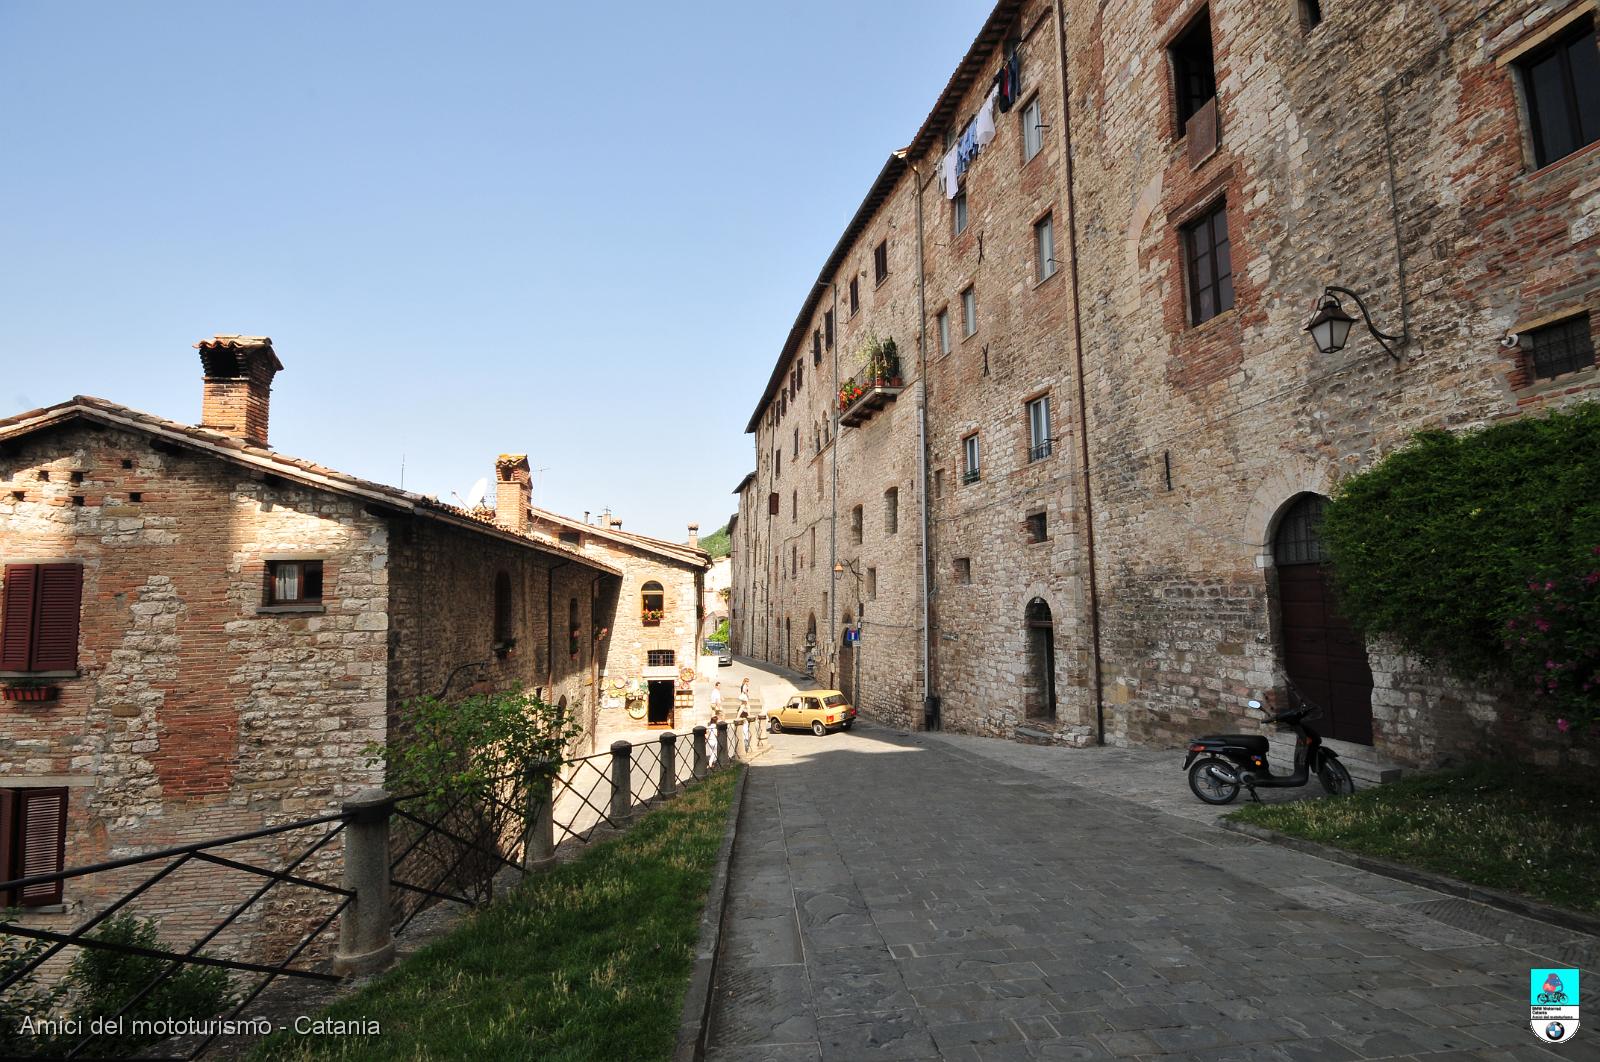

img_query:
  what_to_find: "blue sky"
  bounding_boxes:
[0,0,992,542]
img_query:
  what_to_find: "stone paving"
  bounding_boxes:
[705,721,1598,1061]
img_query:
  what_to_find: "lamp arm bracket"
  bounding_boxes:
[1325,285,1406,361]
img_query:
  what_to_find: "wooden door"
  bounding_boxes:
[1274,495,1374,745]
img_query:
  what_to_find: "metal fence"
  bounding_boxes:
[0,720,761,1060]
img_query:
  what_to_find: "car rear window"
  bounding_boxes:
[824,695,848,708]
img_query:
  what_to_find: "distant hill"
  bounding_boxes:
[700,523,730,558]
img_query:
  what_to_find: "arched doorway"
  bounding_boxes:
[839,610,855,702]
[1025,599,1057,720]
[1272,493,1374,745]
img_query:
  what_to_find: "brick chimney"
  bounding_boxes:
[687,523,699,549]
[494,454,531,534]
[197,335,282,447]
[608,516,623,531]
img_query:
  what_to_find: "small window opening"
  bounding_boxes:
[1026,511,1049,543]
[954,557,972,584]
[121,458,134,470]
[1298,0,1322,29]
[266,560,324,605]
[128,492,143,503]
[71,495,84,507]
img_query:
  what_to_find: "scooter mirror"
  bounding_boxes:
[1246,699,1262,710]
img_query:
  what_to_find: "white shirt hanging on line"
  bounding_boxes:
[973,87,999,149]
[942,146,961,199]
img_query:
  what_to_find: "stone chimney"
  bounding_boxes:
[197,335,282,447]
[608,516,623,531]
[494,454,531,534]
[687,523,699,549]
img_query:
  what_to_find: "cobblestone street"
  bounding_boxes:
[705,722,1598,1061]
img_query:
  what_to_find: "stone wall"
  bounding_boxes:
[0,423,388,958]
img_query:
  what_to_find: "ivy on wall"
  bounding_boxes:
[1321,402,1600,735]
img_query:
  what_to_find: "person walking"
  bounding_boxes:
[738,678,750,716]
[706,711,719,769]
[710,681,723,718]
[738,702,751,753]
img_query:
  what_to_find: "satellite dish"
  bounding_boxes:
[465,478,489,507]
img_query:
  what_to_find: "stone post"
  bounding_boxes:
[610,741,633,823]
[335,788,396,977]
[758,713,768,747]
[523,761,555,871]
[659,732,677,799]
[693,725,707,778]
[716,721,730,766]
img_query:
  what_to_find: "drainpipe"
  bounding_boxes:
[897,150,935,728]
[1053,0,1106,745]
[827,281,840,682]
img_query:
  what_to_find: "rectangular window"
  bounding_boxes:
[884,487,899,534]
[1518,18,1600,168]
[1023,96,1044,161]
[1028,396,1053,462]
[850,505,863,545]
[962,287,978,337]
[646,649,675,667]
[1183,201,1234,324]
[1526,314,1597,380]
[796,361,803,390]
[1,563,84,672]
[934,468,945,497]
[962,434,981,483]
[953,190,969,235]
[866,568,877,601]
[1026,510,1049,543]
[1170,9,1217,131]
[0,787,68,907]
[874,240,889,285]
[813,329,822,364]
[1298,0,1322,30]
[810,527,816,568]
[849,277,859,315]
[1035,214,1057,281]
[937,310,951,356]
[265,560,323,606]
[792,489,797,520]
[825,309,835,349]
[768,492,780,515]
[953,557,972,584]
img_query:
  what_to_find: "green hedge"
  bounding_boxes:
[1321,402,1600,735]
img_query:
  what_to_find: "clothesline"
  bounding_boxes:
[941,51,1022,200]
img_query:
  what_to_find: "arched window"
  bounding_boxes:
[569,597,580,658]
[641,581,664,627]
[1272,493,1329,566]
[493,571,513,647]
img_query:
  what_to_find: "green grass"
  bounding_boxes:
[250,766,741,1062]
[1229,762,1600,914]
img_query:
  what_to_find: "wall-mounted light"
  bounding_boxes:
[1305,285,1405,361]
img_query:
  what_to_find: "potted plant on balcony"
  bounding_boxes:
[882,337,902,386]
[2,678,59,703]
[641,607,665,625]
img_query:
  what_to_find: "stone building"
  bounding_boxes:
[735,0,1600,769]
[522,505,708,742]
[0,337,619,952]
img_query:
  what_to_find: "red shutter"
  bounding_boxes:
[17,788,66,906]
[0,788,14,907]
[1,565,39,672]
[30,564,83,672]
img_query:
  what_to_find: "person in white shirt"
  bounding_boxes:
[710,682,723,715]
[706,713,719,768]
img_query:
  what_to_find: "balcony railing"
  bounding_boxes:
[961,468,981,485]
[1028,440,1053,462]
[838,354,904,428]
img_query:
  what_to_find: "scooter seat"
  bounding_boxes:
[1214,734,1269,754]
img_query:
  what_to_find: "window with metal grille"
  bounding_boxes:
[1183,201,1234,324]
[1526,314,1597,381]
[1273,494,1328,565]
[1028,396,1053,462]
[1517,18,1600,169]
[1,563,83,672]
[1170,8,1217,130]
[0,787,68,907]
[874,240,889,285]
[647,649,675,667]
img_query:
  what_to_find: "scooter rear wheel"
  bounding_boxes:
[1188,756,1241,805]
[1318,758,1356,796]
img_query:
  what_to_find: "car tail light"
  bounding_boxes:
[1189,744,1206,752]
[826,715,835,723]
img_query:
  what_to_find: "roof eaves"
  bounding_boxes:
[732,471,756,495]
[743,153,908,435]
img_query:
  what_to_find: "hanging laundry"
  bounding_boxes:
[942,145,961,199]
[973,86,998,148]
[995,51,1022,112]
[957,123,980,175]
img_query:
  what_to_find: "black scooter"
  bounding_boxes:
[1182,686,1355,804]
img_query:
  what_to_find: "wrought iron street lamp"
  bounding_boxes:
[1305,285,1405,361]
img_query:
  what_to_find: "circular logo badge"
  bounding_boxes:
[1546,1022,1566,1041]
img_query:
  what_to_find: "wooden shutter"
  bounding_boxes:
[17,788,67,906]
[1,565,39,672]
[30,564,83,672]
[0,788,14,907]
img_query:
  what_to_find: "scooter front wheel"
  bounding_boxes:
[1188,756,1241,805]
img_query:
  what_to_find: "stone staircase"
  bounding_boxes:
[1323,737,1405,787]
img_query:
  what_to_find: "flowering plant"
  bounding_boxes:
[641,608,665,624]
[1502,545,1600,741]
